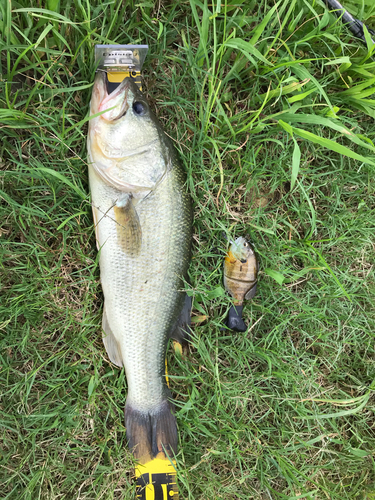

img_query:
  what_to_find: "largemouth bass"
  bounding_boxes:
[87,73,192,466]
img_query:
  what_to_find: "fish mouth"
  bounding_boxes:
[99,71,129,102]
[93,72,132,121]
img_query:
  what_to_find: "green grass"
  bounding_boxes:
[1,0,375,498]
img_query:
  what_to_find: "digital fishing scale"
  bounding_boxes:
[94,44,148,92]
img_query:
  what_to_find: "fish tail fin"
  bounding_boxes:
[125,399,178,462]
[126,400,179,498]
[124,405,153,463]
[225,304,247,332]
[151,399,178,458]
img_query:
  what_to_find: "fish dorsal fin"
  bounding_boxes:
[113,194,142,256]
[102,307,123,367]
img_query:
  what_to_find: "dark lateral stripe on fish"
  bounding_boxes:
[125,399,178,462]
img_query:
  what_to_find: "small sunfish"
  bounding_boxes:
[223,236,258,332]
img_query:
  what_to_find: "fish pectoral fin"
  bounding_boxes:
[113,194,142,256]
[102,307,123,367]
[170,294,192,346]
[92,205,100,251]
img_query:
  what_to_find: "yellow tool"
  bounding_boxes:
[95,44,148,91]
[135,455,179,500]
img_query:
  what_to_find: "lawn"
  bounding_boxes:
[1,0,375,498]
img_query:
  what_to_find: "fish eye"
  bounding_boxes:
[132,101,148,116]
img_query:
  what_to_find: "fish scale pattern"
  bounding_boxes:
[89,152,191,413]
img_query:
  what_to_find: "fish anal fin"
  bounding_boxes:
[114,195,142,256]
[102,307,123,367]
[170,294,192,345]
